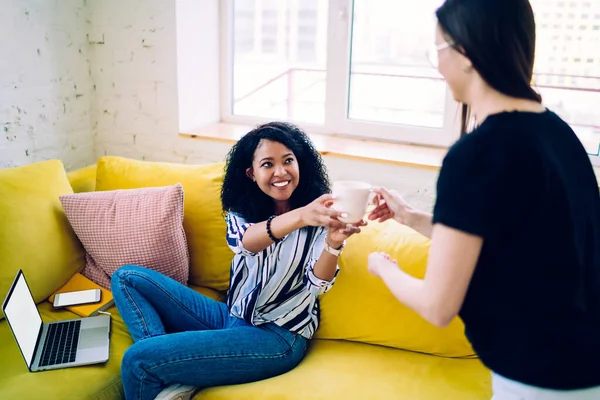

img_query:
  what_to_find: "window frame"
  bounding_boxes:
[219,0,600,166]
[219,0,461,148]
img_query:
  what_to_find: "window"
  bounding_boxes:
[222,0,600,157]
[223,0,458,147]
[347,0,447,130]
[531,0,600,157]
[229,0,328,124]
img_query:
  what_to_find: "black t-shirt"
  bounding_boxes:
[433,110,600,390]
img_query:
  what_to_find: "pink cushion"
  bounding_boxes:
[59,184,189,289]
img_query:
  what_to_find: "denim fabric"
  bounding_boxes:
[111,265,308,400]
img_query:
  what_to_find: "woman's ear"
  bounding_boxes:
[460,54,474,73]
[246,168,255,182]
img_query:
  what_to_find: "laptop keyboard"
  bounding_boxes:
[38,320,81,367]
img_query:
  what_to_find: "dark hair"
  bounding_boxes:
[221,121,330,223]
[436,0,542,103]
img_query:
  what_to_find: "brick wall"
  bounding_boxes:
[90,0,219,165]
[89,0,185,163]
[0,0,94,171]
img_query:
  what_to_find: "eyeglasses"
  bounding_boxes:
[428,40,455,68]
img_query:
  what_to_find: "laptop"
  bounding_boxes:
[2,269,111,372]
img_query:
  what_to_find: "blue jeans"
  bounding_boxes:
[111,265,308,400]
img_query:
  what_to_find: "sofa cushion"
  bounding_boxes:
[67,164,97,193]
[189,284,227,303]
[194,339,491,400]
[59,184,189,289]
[314,220,476,358]
[95,156,232,291]
[0,160,84,320]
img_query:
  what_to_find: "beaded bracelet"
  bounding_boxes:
[266,215,281,243]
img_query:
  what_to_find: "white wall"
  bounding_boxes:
[89,0,222,164]
[176,0,220,132]
[0,0,95,170]
[88,0,181,162]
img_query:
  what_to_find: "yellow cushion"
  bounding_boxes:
[67,164,97,193]
[95,156,232,290]
[0,301,131,400]
[189,284,227,303]
[0,160,84,320]
[315,220,476,357]
[195,339,491,400]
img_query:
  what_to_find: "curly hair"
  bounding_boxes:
[221,121,330,223]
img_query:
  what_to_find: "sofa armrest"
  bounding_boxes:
[67,164,97,193]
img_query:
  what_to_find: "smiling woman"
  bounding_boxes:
[111,121,367,399]
[221,121,331,222]
[245,141,300,215]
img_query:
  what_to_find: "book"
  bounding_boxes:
[48,273,114,317]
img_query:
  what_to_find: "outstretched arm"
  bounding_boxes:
[369,224,482,327]
[304,221,364,295]
[312,219,365,281]
[228,194,347,255]
[237,209,305,254]
[403,209,434,239]
[368,188,433,238]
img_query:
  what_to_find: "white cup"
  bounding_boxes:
[331,181,374,224]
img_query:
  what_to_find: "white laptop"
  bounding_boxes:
[2,269,111,372]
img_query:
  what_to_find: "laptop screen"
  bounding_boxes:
[3,271,43,368]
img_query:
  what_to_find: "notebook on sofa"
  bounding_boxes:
[48,273,114,317]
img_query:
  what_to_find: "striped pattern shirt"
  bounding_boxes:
[225,212,339,339]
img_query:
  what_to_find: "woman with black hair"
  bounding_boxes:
[221,121,364,341]
[367,0,600,398]
[112,121,364,400]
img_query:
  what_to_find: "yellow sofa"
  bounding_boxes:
[0,157,492,399]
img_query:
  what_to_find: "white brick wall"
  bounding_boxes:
[0,0,94,171]
[89,0,223,165]
[89,0,182,163]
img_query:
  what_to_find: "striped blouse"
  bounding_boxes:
[225,212,339,339]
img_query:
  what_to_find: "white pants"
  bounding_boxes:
[492,373,600,400]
